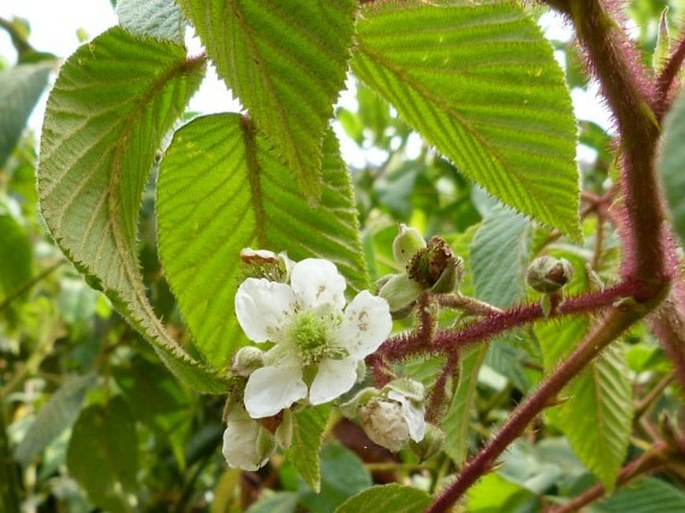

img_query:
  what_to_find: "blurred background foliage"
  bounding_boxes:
[1,1,684,512]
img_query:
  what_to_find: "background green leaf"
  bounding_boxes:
[658,90,685,243]
[157,113,368,367]
[177,0,357,200]
[0,210,33,306]
[66,397,138,513]
[0,62,52,167]
[37,27,226,392]
[595,477,685,513]
[335,484,431,513]
[353,2,580,237]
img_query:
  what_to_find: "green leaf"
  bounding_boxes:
[283,404,332,493]
[37,27,227,393]
[470,205,530,307]
[466,473,534,513]
[116,0,185,43]
[157,113,368,367]
[659,90,685,243]
[0,211,32,303]
[178,0,357,200]
[66,397,138,513]
[336,484,431,513]
[353,2,580,237]
[14,374,95,466]
[300,442,372,513]
[0,62,52,167]
[536,320,632,492]
[246,492,299,513]
[596,477,685,513]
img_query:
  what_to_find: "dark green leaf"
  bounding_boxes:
[336,484,431,513]
[66,398,138,513]
[353,2,580,237]
[0,211,32,304]
[157,114,368,367]
[283,404,332,493]
[37,27,227,392]
[15,374,95,466]
[178,0,357,200]
[0,62,52,167]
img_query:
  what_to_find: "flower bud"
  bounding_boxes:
[392,224,426,268]
[222,407,276,471]
[239,248,293,282]
[408,423,445,461]
[526,256,574,293]
[408,237,462,293]
[378,273,423,312]
[231,346,265,377]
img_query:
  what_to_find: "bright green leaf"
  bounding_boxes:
[596,477,685,513]
[536,320,633,492]
[15,374,95,466]
[336,484,431,513]
[66,398,138,513]
[116,0,185,43]
[0,62,52,167]
[157,113,368,367]
[659,90,685,243]
[283,404,332,493]
[353,2,580,237]
[177,0,357,200]
[37,27,227,393]
[466,473,534,513]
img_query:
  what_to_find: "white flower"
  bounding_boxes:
[222,408,275,471]
[235,258,392,419]
[359,388,426,452]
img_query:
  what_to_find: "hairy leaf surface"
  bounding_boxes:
[353,2,580,237]
[178,0,357,200]
[157,113,368,367]
[284,404,332,493]
[116,0,185,43]
[37,28,227,393]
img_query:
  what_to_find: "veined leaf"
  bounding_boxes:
[178,0,357,200]
[37,27,227,393]
[157,113,368,367]
[596,477,685,513]
[0,61,52,167]
[284,404,332,493]
[353,2,580,237]
[336,484,431,513]
[116,0,185,43]
[535,320,632,492]
[659,91,685,243]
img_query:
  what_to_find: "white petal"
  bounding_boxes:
[290,258,346,310]
[338,291,392,358]
[235,278,296,342]
[222,418,267,471]
[309,358,358,405]
[244,365,307,418]
[388,390,426,442]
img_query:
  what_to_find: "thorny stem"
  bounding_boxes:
[546,441,680,513]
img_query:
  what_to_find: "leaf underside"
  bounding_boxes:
[353,1,580,238]
[178,0,357,200]
[157,113,369,368]
[37,27,227,393]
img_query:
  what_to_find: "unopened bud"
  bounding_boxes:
[379,273,423,312]
[392,224,426,268]
[231,346,265,377]
[526,256,573,293]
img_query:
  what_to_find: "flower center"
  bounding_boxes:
[290,311,330,363]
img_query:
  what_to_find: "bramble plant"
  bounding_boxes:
[2,0,685,512]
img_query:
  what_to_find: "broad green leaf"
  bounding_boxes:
[246,492,299,513]
[0,211,32,303]
[659,91,685,243]
[536,319,632,492]
[0,62,52,167]
[283,404,332,493]
[299,442,372,513]
[15,374,95,466]
[116,0,185,43]
[596,477,685,513]
[466,473,534,513]
[66,398,138,513]
[157,114,368,367]
[336,484,431,513]
[353,2,580,237]
[37,27,227,393]
[178,0,357,200]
